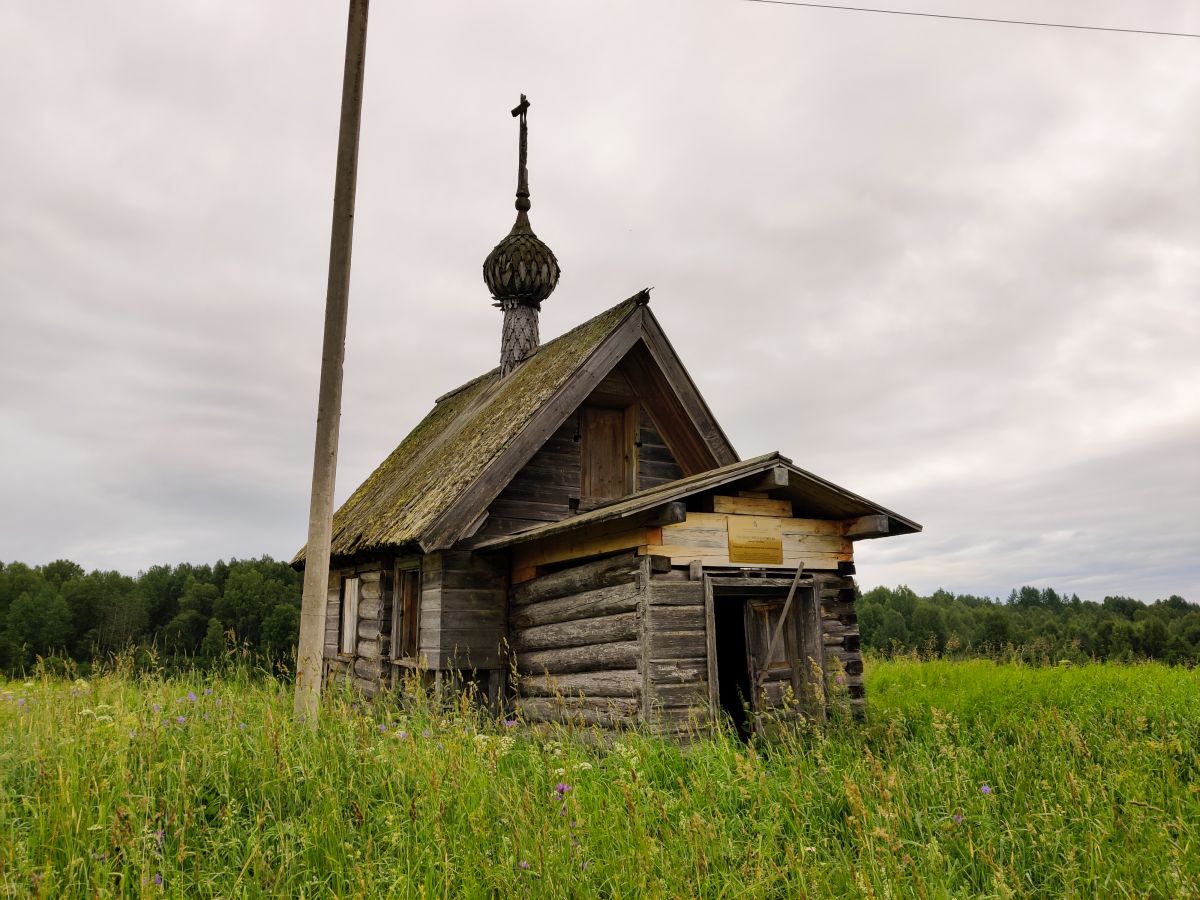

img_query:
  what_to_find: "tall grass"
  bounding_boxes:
[2,657,1197,897]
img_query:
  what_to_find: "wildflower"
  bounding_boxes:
[397,731,409,740]
[154,873,163,887]
[176,716,186,725]
[556,782,571,795]
[187,691,197,702]
[952,813,965,824]
[379,724,387,733]
[503,719,518,728]
[238,722,246,730]
[17,698,26,707]
[981,784,992,795]
[422,729,431,738]
[155,828,166,850]
[152,704,161,713]
[518,860,530,871]
[204,688,213,696]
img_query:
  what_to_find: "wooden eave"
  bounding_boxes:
[466,452,922,552]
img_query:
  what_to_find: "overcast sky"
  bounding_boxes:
[1,1,1197,602]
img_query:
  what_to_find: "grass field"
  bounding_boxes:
[2,658,1197,898]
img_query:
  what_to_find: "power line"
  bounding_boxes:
[743,0,1200,39]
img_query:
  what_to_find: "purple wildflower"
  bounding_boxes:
[422,728,431,738]
[398,731,409,740]
[238,722,246,730]
[518,860,530,871]
[503,719,519,728]
[204,688,213,696]
[16,698,25,707]
[555,782,571,796]
[952,813,964,824]
[378,724,387,733]
[153,873,163,886]
[187,691,197,702]
[176,716,186,725]
[152,704,160,713]
[981,784,992,795]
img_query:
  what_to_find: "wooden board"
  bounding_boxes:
[651,513,851,570]
[713,495,793,518]
[512,525,661,574]
[727,516,784,565]
[580,405,628,501]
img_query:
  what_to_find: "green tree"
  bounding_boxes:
[200,617,226,659]
[5,586,71,669]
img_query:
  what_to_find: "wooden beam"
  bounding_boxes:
[713,495,793,518]
[743,465,789,492]
[843,515,889,540]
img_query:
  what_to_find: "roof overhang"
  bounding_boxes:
[466,452,921,552]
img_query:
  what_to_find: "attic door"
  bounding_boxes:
[579,405,635,502]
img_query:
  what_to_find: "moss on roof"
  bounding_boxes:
[294,296,641,564]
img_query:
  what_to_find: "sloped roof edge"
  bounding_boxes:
[467,452,922,551]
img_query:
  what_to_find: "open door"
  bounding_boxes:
[744,588,826,728]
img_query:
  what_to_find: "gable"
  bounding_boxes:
[477,362,688,540]
[295,292,737,564]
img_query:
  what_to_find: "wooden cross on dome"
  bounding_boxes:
[511,94,531,213]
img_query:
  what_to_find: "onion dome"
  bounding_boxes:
[483,95,560,306]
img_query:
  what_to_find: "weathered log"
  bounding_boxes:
[648,605,705,630]
[648,658,708,683]
[511,553,641,605]
[516,640,640,675]
[510,612,638,652]
[648,629,707,658]
[358,597,382,620]
[356,619,381,642]
[510,582,640,629]
[354,656,381,681]
[355,638,380,660]
[359,581,381,602]
[519,669,640,698]
[647,582,703,606]
[514,696,638,727]
[648,682,708,706]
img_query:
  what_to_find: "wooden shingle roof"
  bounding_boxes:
[295,291,738,563]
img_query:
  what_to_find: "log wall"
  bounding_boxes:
[322,562,386,697]
[510,553,648,728]
[815,572,866,717]
[642,576,711,734]
[419,550,507,670]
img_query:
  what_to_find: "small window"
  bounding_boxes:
[340,576,360,656]
[391,567,421,661]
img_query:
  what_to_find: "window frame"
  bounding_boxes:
[390,563,421,665]
[339,575,360,657]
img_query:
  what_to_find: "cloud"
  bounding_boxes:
[0,1,1196,602]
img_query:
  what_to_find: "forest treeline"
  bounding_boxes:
[860,585,1200,663]
[1,556,1197,673]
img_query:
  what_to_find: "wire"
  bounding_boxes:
[743,0,1200,39]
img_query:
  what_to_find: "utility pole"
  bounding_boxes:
[295,0,370,725]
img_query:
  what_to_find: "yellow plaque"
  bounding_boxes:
[727,515,784,565]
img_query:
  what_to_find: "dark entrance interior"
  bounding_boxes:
[714,598,753,739]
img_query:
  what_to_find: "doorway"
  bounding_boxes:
[713,598,753,739]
